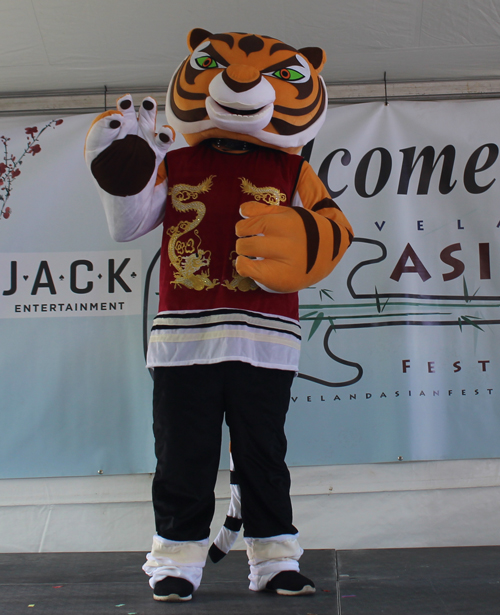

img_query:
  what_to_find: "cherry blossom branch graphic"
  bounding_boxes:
[0,118,63,221]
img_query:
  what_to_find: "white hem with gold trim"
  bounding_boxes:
[147,308,301,371]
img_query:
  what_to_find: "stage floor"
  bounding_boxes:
[1,546,499,614]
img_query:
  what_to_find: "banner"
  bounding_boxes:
[0,114,161,478]
[288,100,500,466]
[1,100,500,478]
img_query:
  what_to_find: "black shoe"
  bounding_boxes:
[153,576,194,602]
[266,571,316,596]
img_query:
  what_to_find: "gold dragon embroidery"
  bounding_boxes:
[239,177,287,206]
[222,251,259,292]
[222,178,288,291]
[167,175,219,290]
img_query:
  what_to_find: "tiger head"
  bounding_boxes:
[166,28,327,155]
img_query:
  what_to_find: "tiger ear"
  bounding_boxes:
[298,47,326,72]
[187,28,212,52]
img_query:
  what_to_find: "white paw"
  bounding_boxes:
[85,95,174,167]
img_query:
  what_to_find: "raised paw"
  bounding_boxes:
[85,95,174,197]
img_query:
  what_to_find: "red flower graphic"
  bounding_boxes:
[1,118,63,223]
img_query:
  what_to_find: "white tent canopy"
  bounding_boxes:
[2,0,500,113]
[2,0,500,555]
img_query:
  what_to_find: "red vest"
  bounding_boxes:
[158,142,304,321]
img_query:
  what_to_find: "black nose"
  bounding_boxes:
[222,68,262,93]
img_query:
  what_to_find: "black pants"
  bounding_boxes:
[152,361,297,542]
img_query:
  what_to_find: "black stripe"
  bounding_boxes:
[174,60,207,100]
[154,308,298,328]
[292,207,320,274]
[224,516,243,532]
[312,197,340,212]
[230,470,240,484]
[222,70,262,93]
[210,33,235,48]
[200,43,230,68]
[270,84,325,135]
[273,82,323,116]
[151,319,302,341]
[328,218,342,262]
[208,543,226,563]
[238,34,265,55]
[270,42,297,55]
[170,65,208,122]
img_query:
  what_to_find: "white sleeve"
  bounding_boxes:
[98,177,167,242]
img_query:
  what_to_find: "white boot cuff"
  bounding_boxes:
[245,534,303,592]
[142,535,209,591]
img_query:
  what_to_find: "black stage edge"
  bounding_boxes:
[1,547,499,614]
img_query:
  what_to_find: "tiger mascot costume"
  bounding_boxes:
[85,28,353,602]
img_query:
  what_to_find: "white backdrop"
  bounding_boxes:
[291,99,500,465]
[1,99,500,479]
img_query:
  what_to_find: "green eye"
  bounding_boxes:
[195,56,218,69]
[272,68,304,81]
